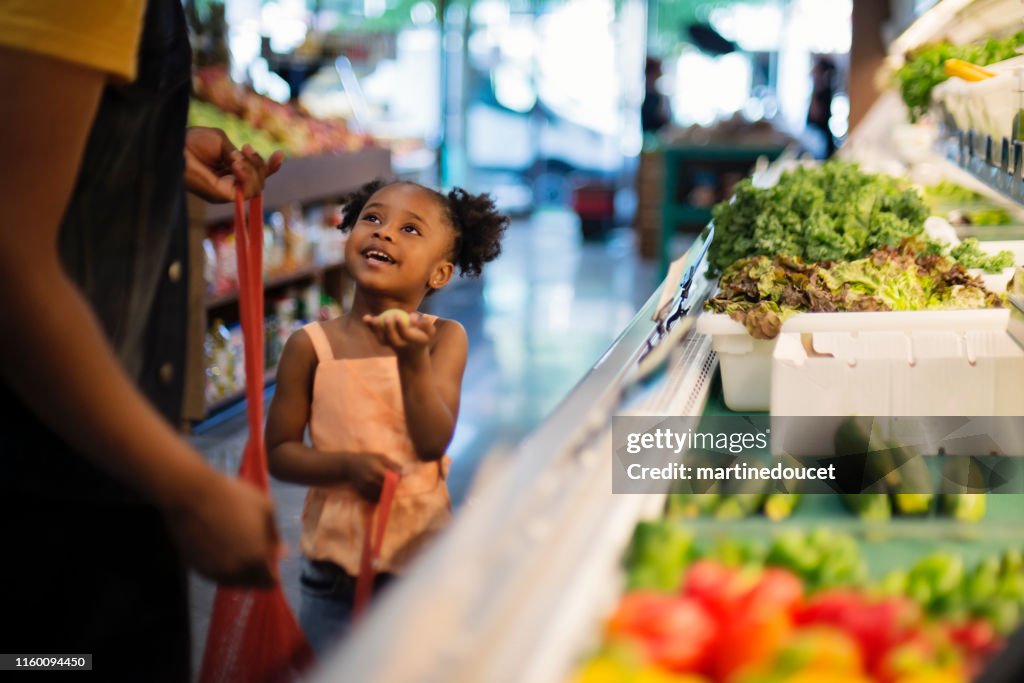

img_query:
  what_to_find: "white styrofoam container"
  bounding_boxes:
[697,309,1011,412]
[770,316,1024,455]
[699,237,1024,412]
[697,313,776,411]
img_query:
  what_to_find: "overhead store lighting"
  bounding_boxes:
[410,1,436,25]
[709,3,785,52]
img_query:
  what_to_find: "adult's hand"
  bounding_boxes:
[165,473,279,587]
[184,126,284,201]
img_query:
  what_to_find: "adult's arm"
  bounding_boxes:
[0,47,277,586]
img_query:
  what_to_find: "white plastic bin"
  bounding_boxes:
[697,313,776,411]
[697,309,1012,413]
[770,312,1024,455]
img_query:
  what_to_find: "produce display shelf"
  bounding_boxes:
[679,494,1024,575]
[204,368,277,415]
[688,370,1024,574]
[192,148,392,225]
[663,144,791,162]
[888,0,1020,59]
[940,128,1024,208]
[205,259,345,309]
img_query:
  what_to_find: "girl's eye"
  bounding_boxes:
[401,225,421,235]
[362,214,380,223]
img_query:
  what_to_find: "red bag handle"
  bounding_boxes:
[233,188,268,491]
[235,187,396,619]
[353,469,400,618]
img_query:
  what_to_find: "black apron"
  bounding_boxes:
[0,1,193,679]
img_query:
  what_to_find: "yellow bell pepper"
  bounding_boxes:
[892,668,967,683]
[944,59,995,82]
[783,670,872,683]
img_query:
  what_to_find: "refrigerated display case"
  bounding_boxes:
[310,224,720,683]
[307,3,1024,681]
[310,187,1024,681]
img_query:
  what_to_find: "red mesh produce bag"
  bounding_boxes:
[353,469,400,619]
[199,189,314,683]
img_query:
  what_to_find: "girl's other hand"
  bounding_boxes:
[363,312,435,359]
[342,452,403,503]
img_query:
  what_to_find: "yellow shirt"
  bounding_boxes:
[0,1,146,81]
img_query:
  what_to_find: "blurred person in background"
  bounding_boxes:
[807,55,838,159]
[0,1,283,680]
[642,55,672,135]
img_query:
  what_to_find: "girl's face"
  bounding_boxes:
[344,183,456,299]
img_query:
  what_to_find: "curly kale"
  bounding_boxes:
[709,161,928,273]
[709,161,1013,277]
[950,238,1014,272]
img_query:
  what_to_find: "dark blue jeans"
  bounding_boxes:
[299,559,396,656]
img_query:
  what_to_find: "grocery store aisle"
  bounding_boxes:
[187,208,658,673]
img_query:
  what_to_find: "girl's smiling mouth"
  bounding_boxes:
[362,247,397,265]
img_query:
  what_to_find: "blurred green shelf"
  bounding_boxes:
[665,206,713,225]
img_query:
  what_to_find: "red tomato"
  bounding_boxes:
[945,620,1002,680]
[946,619,999,655]
[795,590,864,627]
[607,592,717,673]
[644,599,717,672]
[798,592,923,677]
[607,592,677,639]
[712,604,792,680]
[683,560,752,620]
[744,568,804,617]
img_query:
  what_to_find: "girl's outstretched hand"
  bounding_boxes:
[363,310,436,360]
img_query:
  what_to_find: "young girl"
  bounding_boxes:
[265,179,508,654]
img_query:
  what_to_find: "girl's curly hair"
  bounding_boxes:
[337,179,508,278]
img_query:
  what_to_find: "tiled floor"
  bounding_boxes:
[187,209,657,675]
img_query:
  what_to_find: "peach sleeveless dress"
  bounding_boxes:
[299,321,452,575]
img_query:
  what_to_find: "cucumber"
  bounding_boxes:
[940,457,987,522]
[842,492,892,521]
[666,492,720,518]
[888,440,935,516]
[714,492,768,519]
[834,416,899,494]
[941,493,987,522]
[715,471,772,520]
[763,493,802,521]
